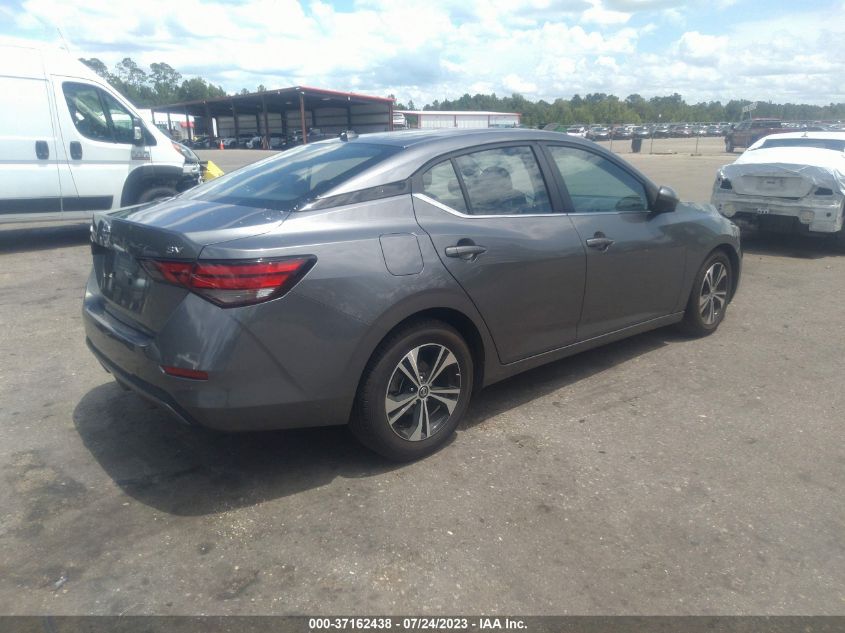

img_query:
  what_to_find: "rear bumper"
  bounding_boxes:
[82,273,351,432]
[712,191,844,234]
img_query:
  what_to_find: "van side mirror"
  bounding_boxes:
[653,186,680,213]
[132,120,145,146]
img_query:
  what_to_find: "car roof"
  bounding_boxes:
[308,128,659,200]
[759,131,845,141]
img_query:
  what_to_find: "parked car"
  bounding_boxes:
[724,119,783,152]
[588,126,611,141]
[712,131,845,238]
[612,126,633,140]
[632,126,651,139]
[84,128,741,461]
[0,43,201,223]
[566,126,588,138]
[220,136,238,149]
[652,125,671,138]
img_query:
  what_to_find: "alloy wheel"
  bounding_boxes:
[384,343,462,442]
[699,261,729,326]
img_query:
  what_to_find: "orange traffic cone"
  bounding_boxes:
[219,139,224,150]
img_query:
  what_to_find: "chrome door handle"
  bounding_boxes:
[586,237,615,251]
[445,244,487,260]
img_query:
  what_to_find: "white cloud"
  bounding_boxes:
[3,0,845,106]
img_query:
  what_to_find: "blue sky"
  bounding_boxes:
[1,0,843,105]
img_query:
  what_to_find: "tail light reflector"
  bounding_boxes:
[142,256,316,307]
[161,365,209,380]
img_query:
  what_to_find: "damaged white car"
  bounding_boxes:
[712,132,845,238]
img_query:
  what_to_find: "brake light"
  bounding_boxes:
[142,256,316,307]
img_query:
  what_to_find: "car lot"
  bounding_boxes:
[1,138,843,615]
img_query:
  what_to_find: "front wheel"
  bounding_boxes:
[678,251,733,337]
[351,320,473,461]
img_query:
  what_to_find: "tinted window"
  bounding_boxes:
[421,160,468,213]
[185,141,400,211]
[454,146,552,215]
[547,146,648,213]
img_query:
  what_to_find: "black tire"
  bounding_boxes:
[351,319,473,461]
[137,186,177,204]
[678,250,733,337]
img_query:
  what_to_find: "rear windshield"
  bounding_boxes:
[183,141,400,211]
[756,137,845,151]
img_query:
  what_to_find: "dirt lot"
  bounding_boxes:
[0,138,843,615]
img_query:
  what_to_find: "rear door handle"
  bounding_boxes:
[445,244,487,260]
[70,141,82,160]
[586,237,615,251]
[35,140,49,160]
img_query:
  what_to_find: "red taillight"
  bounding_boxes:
[142,256,315,307]
[161,365,209,380]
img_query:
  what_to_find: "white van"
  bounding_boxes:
[0,42,201,223]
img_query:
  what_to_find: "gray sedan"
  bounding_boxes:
[84,129,741,461]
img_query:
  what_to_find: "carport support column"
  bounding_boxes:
[166,112,172,137]
[204,103,213,138]
[299,92,308,144]
[388,101,394,131]
[262,94,270,149]
[232,100,240,143]
[185,108,192,141]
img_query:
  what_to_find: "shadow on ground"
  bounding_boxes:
[0,223,89,254]
[740,230,844,259]
[74,326,679,516]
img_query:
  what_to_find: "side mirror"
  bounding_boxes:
[132,119,145,146]
[653,186,680,213]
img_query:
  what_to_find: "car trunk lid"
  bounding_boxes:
[90,198,289,333]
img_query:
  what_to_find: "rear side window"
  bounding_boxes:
[454,146,552,215]
[185,141,400,211]
[547,145,647,213]
[421,161,468,213]
[63,82,138,144]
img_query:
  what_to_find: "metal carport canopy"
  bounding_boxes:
[152,86,395,144]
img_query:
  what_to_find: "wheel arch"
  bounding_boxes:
[120,165,184,207]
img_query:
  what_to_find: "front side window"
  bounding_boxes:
[453,146,552,215]
[63,83,112,142]
[184,141,400,211]
[100,91,134,144]
[547,145,648,213]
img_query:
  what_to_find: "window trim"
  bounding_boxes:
[539,141,657,215]
[411,141,566,219]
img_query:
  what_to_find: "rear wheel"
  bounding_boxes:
[351,320,473,461]
[678,251,733,337]
[137,185,177,204]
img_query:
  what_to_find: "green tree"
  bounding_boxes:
[149,62,182,104]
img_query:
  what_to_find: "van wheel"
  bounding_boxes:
[678,251,733,337]
[137,186,177,204]
[351,320,473,462]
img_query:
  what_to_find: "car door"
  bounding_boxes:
[53,80,150,211]
[412,143,586,364]
[542,143,686,341]
[0,73,63,215]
